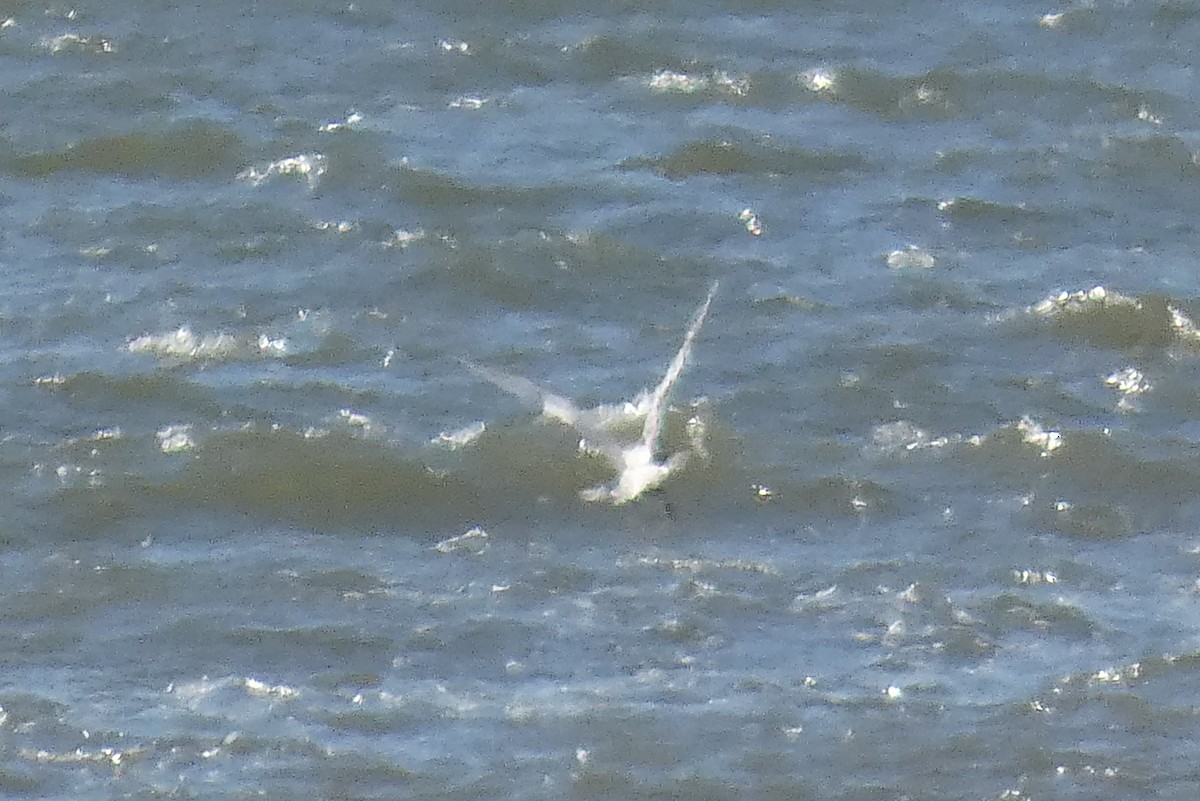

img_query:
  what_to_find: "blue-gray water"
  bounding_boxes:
[4,1,1200,798]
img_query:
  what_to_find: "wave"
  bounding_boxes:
[797,63,1175,124]
[621,137,867,180]
[1021,285,1192,350]
[10,120,243,179]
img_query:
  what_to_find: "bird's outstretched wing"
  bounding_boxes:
[639,281,718,459]
[463,359,625,464]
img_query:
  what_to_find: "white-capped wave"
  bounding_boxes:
[236,153,326,190]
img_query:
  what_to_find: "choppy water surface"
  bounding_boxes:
[4,0,1200,798]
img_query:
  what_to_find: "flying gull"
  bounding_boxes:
[467,281,718,504]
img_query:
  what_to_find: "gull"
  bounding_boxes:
[467,281,718,504]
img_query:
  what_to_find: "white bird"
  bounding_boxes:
[468,281,718,504]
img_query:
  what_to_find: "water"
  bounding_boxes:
[3,0,1200,798]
